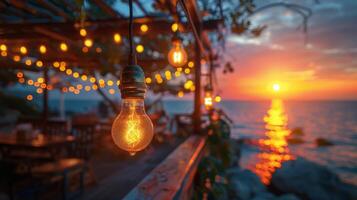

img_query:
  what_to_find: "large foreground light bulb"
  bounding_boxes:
[168,39,187,68]
[111,98,153,156]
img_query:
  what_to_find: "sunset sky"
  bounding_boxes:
[218,0,357,100]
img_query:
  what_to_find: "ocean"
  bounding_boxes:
[50,99,357,185]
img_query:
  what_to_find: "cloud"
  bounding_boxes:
[322,48,357,55]
[282,70,316,81]
[227,31,271,46]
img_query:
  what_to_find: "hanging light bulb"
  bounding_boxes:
[168,36,187,67]
[204,86,213,109]
[112,0,153,156]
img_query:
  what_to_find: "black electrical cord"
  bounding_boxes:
[128,0,136,65]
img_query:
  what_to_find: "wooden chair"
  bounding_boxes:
[44,120,69,136]
[31,158,85,200]
[70,124,95,160]
[17,117,69,136]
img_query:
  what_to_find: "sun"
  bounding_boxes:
[272,83,280,92]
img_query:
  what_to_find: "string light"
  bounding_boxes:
[20,46,27,54]
[1,51,7,57]
[140,24,148,33]
[13,55,21,62]
[59,65,66,71]
[60,43,68,51]
[136,45,144,53]
[92,84,98,90]
[174,71,181,77]
[85,85,91,91]
[79,28,87,37]
[188,61,194,68]
[145,77,152,84]
[53,61,60,68]
[109,88,115,94]
[39,45,47,54]
[90,77,96,83]
[165,70,172,80]
[84,39,93,47]
[27,80,34,85]
[73,72,79,78]
[16,72,23,78]
[116,80,120,86]
[114,33,121,43]
[81,75,88,81]
[62,87,68,93]
[66,69,72,75]
[36,60,43,68]
[18,78,25,83]
[82,47,89,53]
[26,95,33,101]
[96,47,102,53]
[25,59,32,66]
[177,91,184,98]
[171,23,179,32]
[37,77,44,83]
[214,95,222,103]
[98,79,105,85]
[184,68,190,74]
[76,84,83,90]
[36,88,43,94]
[107,80,114,86]
[184,80,193,89]
[0,44,7,51]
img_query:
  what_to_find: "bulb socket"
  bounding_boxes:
[120,64,147,99]
[171,34,183,44]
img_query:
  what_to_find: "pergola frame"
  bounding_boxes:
[0,0,223,134]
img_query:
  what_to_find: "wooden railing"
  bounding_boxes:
[123,135,206,200]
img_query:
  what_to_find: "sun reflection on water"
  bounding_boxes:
[253,99,295,185]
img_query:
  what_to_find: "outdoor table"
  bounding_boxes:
[0,134,77,161]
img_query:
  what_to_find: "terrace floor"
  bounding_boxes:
[81,134,185,200]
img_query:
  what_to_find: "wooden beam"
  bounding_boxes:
[8,0,54,19]
[91,0,124,18]
[133,0,149,16]
[0,19,222,41]
[33,26,72,42]
[35,0,72,21]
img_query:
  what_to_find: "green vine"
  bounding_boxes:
[193,109,237,200]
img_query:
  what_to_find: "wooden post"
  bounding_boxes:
[193,26,202,134]
[43,66,48,133]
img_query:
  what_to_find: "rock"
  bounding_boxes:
[251,192,276,200]
[287,137,305,145]
[315,137,333,147]
[290,128,304,136]
[227,168,267,200]
[277,194,300,200]
[270,157,357,200]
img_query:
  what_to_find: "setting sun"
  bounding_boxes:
[273,83,280,92]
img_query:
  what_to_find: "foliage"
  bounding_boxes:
[193,110,236,200]
[0,91,40,116]
[0,69,18,87]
